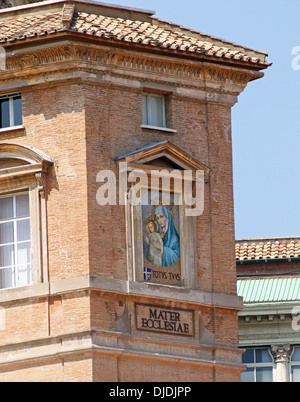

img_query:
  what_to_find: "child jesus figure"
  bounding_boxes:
[144,219,164,267]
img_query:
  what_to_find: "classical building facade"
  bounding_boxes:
[237,237,300,382]
[0,0,271,381]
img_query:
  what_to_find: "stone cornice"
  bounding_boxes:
[0,275,243,311]
[0,328,244,372]
[2,42,261,96]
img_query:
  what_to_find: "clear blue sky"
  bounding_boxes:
[104,0,300,239]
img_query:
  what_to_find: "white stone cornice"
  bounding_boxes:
[0,275,243,311]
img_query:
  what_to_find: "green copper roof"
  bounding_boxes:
[237,277,300,303]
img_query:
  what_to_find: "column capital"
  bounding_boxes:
[271,345,292,364]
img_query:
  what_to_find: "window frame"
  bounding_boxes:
[290,346,300,382]
[0,92,23,130]
[0,191,31,289]
[241,347,274,382]
[0,143,53,290]
[142,92,167,129]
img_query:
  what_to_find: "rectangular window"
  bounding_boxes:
[142,93,166,128]
[241,348,274,382]
[0,93,22,129]
[291,346,300,382]
[0,193,31,289]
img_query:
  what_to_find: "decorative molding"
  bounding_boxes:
[240,313,293,323]
[6,46,74,71]
[35,171,47,188]
[0,143,53,171]
[0,274,244,310]
[271,345,292,363]
[6,45,204,79]
[4,43,259,91]
[114,53,204,80]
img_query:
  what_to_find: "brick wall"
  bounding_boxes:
[0,0,265,374]
[0,75,242,381]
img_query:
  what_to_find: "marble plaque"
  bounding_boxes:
[135,304,194,337]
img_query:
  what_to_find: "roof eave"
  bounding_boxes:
[1,29,272,73]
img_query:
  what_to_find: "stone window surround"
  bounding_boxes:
[0,143,53,287]
[0,125,24,134]
[140,124,177,134]
[116,141,210,290]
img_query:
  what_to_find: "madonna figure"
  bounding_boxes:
[154,206,180,267]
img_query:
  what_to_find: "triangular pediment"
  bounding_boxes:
[114,141,210,173]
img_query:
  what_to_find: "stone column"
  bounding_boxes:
[271,345,292,382]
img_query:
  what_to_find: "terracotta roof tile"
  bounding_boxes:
[0,3,271,68]
[0,12,64,42]
[236,238,300,261]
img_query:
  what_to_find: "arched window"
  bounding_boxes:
[0,143,53,290]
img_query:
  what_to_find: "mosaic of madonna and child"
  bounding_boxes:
[142,194,181,286]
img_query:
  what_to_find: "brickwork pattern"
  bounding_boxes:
[0,0,270,382]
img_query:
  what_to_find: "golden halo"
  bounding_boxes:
[145,217,159,234]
